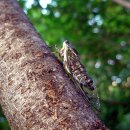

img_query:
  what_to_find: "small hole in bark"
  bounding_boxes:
[48,70,52,73]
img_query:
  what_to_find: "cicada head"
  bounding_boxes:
[63,40,79,55]
[63,40,71,49]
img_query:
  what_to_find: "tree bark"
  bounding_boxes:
[0,0,107,130]
[112,0,130,9]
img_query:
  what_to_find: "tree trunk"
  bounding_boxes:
[0,0,107,129]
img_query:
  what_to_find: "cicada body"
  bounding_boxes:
[58,40,100,111]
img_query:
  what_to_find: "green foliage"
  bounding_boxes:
[1,0,130,129]
[0,107,10,130]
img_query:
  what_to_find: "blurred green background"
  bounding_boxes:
[0,0,130,130]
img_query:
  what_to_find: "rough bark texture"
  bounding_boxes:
[0,0,107,130]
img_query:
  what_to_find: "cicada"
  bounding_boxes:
[56,40,100,111]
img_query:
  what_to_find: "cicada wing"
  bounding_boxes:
[71,77,100,111]
[72,79,100,111]
[71,78,92,103]
[82,86,100,111]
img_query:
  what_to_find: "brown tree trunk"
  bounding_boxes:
[0,0,107,129]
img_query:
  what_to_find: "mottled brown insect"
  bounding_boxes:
[57,40,100,110]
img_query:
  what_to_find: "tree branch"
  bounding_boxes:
[112,0,130,9]
[0,0,107,129]
[102,99,130,107]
